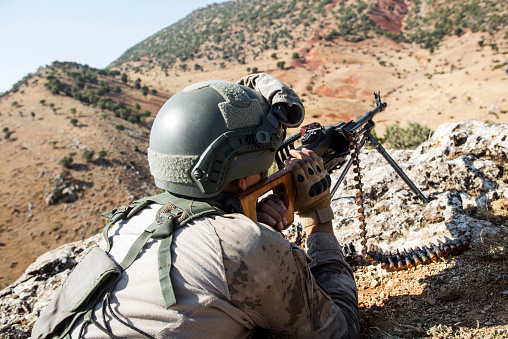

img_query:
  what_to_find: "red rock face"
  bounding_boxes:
[369,0,409,34]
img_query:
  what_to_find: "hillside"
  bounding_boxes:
[1,0,507,304]
[108,0,508,135]
[1,120,507,338]
[0,63,169,287]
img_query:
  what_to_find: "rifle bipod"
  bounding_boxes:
[340,237,471,271]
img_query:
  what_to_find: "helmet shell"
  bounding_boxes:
[148,80,282,198]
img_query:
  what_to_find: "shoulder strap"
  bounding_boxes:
[101,191,223,308]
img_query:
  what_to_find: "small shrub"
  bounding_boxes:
[380,122,433,150]
[60,169,70,179]
[70,108,76,114]
[58,155,73,168]
[70,118,78,126]
[82,149,94,161]
[115,124,125,131]
[97,149,107,159]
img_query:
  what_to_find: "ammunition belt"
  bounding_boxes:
[341,237,471,271]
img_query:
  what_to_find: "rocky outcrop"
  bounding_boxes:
[368,0,409,34]
[0,235,101,338]
[330,120,507,252]
[1,120,507,338]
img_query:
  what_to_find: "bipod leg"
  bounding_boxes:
[366,132,429,203]
[331,156,354,199]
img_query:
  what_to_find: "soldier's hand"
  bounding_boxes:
[257,195,288,231]
[285,148,334,229]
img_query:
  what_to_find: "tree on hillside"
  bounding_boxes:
[134,78,141,89]
[121,73,128,84]
[141,85,149,96]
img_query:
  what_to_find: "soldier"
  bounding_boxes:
[32,74,360,338]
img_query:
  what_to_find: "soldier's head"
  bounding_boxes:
[148,80,293,198]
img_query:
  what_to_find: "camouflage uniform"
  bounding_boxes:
[67,196,359,338]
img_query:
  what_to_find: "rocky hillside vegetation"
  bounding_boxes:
[1,0,508,334]
[1,120,506,338]
[0,62,168,288]
[112,0,507,68]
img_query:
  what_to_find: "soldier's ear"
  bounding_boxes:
[237,177,248,191]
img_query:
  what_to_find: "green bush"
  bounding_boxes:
[97,149,107,159]
[58,155,73,168]
[82,149,94,161]
[70,118,78,126]
[380,122,433,150]
[60,169,70,179]
[115,124,125,131]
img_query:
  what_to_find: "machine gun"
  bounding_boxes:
[232,92,428,226]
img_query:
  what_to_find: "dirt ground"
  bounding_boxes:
[355,231,508,339]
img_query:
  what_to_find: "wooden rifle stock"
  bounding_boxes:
[232,170,296,225]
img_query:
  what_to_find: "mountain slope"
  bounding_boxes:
[1,0,508,287]
[0,64,168,286]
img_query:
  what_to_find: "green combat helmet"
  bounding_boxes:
[148,80,298,198]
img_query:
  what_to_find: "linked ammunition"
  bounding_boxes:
[373,249,382,266]
[409,248,422,266]
[387,252,397,271]
[423,245,438,262]
[349,243,356,255]
[454,238,464,252]
[367,244,377,265]
[403,249,414,268]
[437,239,452,255]
[396,249,407,270]
[380,251,388,270]
[445,237,458,254]
[416,246,430,264]
[431,243,444,258]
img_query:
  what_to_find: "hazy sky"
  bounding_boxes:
[0,0,229,93]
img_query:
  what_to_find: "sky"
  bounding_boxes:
[0,0,229,93]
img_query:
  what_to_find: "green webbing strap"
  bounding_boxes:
[101,191,223,309]
[155,195,223,309]
[119,221,162,271]
[158,235,175,308]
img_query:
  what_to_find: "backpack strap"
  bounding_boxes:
[101,191,223,308]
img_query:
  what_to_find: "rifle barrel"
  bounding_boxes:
[348,101,387,134]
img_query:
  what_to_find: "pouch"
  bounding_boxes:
[31,247,122,339]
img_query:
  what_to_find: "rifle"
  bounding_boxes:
[232,92,428,225]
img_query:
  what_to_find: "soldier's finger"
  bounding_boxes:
[289,149,314,163]
[284,157,305,170]
[301,148,319,160]
[258,200,284,226]
[257,211,276,227]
